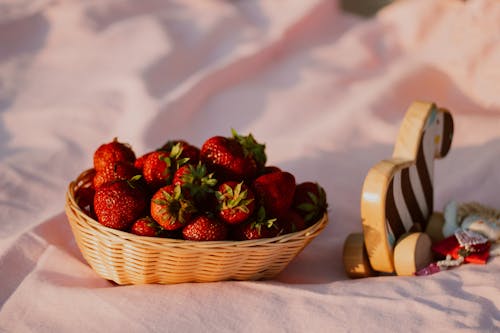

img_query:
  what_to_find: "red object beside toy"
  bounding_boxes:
[432,234,490,265]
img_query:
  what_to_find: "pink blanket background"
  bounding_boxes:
[1,0,499,331]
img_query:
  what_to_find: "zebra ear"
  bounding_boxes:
[439,109,453,158]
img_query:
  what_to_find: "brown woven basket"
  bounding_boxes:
[65,169,329,285]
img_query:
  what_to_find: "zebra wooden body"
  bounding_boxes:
[344,101,454,277]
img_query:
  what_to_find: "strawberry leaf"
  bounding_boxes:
[307,191,319,205]
[231,128,267,169]
[169,143,183,159]
[305,211,317,223]
[152,198,167,206]
[297,202,316,212]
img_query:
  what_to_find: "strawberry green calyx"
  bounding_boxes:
[152,185,195,227]
[181,163,217,191]
[159,142,190,171]
[231,128,267,170]
[160,140,200,166]
[144,217,163,233]
[250,206,278,236]
[175,163,218,213]
[217,182,253,213]
[216,181,256,225]
[159,154,172,170]
[169,142,190,169]
[126,174,143,189]
[295,182,328,223]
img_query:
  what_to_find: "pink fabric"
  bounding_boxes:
[1,0,499,331]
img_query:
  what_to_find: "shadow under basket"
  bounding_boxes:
[64,169,329,285]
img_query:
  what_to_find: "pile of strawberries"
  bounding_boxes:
[76,130,328,241]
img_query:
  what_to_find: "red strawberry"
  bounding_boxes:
[182,215,228,241]
[252,171,296,218]
[161,140,200,165]
[75,185,95,218]
[93,138,135,172]
[200,136,248,180]
[261,166,281,175]
[92,161,140,188]
[216,181,255,225]
[130,217,182,238]
[130,216,163,237]
[93,178,147,230]
[292,182,328,225]
[143,143,191,191]
[232,207,282,240]
[142,151,172,190]
[172,163,218,212]
[134,152,154,171]
[280,210,307,234]
[200,129,266,181]
[150,185,195,230]
[172,164,190,187]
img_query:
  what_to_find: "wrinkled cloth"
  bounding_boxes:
[1,0,499,331]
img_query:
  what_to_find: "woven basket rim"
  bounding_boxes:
[66,169,329,249]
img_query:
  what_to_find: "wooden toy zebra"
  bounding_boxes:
[343,101,454,277]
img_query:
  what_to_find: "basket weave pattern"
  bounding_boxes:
[65,169,328,284]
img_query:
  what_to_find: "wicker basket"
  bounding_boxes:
[65,169,329,285]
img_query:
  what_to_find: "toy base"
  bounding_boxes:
[394,232,433,276]
[343,233,376,278]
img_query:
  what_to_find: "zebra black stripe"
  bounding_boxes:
[386,122,435,242]
[401,167,426,227]
[416,139,433,229]
[385,178,406,241]
[441,112,453,157]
